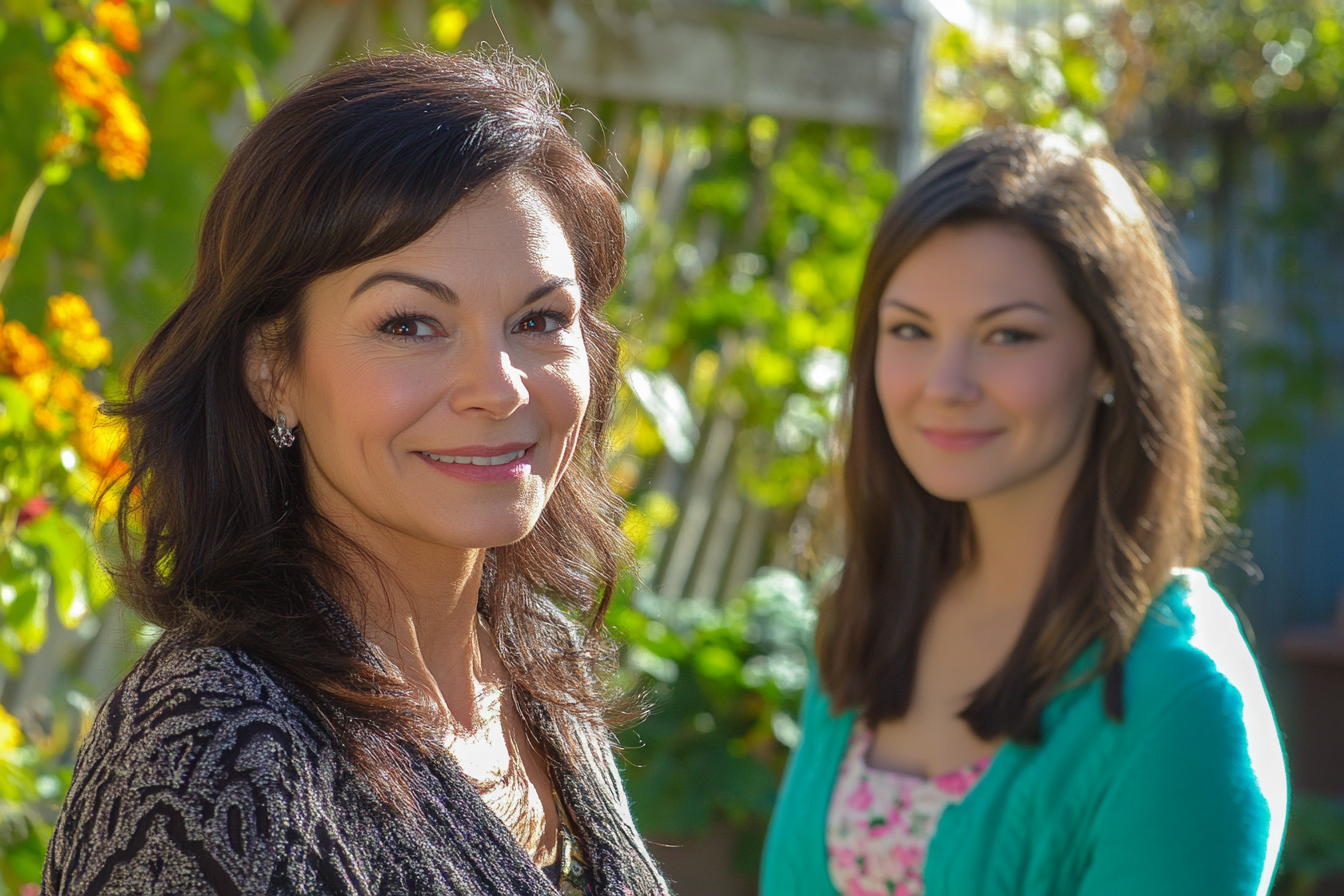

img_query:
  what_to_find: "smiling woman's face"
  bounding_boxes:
[258,176,590,554]
[875,223,1112,506]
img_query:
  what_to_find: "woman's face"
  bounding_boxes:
[261,176,590,554]
[874,223,1111,506]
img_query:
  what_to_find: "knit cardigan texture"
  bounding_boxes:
[761,570,1288,896]
[43,635,670,896]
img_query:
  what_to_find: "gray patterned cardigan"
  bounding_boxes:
[42,637,670,895]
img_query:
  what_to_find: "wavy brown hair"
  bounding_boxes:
[109,50,631,805]
[818,126,1229,741]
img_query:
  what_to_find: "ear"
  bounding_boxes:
[244,326,297,427]
[1090,363,1115,404]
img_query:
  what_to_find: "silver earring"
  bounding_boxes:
[269,412,296,448]
[1101,389,1116,407]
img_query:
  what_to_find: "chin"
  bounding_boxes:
[905,469,1006,505]
[439,512,545,550]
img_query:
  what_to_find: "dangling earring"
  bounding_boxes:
[270,412,296,448]
[1100,389,1116,407]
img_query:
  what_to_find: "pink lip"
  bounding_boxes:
[415,443,535,482]
[920,428,1003,451]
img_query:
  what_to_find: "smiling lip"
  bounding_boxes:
[416,443,534,481]
[920,428,1003,451]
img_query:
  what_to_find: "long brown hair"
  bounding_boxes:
[110,50,631,805]
[818,126,1229,741]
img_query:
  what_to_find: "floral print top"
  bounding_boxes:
[825,724,993,896]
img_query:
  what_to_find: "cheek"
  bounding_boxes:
[294,337,441,444]
[341,363,434,427]
[874,343,923,419]
[545,348,591,436]
[993,347,1094,426]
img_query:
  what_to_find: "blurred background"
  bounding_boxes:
[2,0,1344,892]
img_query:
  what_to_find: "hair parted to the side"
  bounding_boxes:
[818,125,1232,742]
[108,49,632,808]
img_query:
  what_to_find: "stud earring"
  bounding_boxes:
[1100,389,1116,407]
[270,412,296,448]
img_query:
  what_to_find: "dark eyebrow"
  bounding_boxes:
[351,272,458,305]
[879,298,931,319]
[349,273,580,307]
[523,277,580,306]
[976,301,1050,322]
[879,297,1050,322]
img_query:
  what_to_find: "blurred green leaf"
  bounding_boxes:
[210,0,253,26]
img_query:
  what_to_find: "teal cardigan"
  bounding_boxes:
[761,570,1288,896]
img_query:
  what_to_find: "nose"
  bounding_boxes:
[923,339,982,406]
[449,337,529,419]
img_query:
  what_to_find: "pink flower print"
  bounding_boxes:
[892,843,926,868]
[894,884,914,896]
[847,778,874,812]
[843,882,889,896]
[936,767,978,797]
[831,846,858,870]
[885,802,908,830]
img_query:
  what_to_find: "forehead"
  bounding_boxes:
[883,222,1071,312]
[297,175,579,317]
[418,176,575,272]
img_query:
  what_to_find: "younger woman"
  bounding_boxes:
[762,126,1287,896]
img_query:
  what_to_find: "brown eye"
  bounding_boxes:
[514,311,566,334]
[889,323,928,340]
[988,328,1037,346]
[379,316,436,338]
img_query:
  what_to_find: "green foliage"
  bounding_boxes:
[1238,303,1334,497]
[611,567,819,871]
[1274,793,1344,895]
[614,114,893,508]
[606,107,893,874]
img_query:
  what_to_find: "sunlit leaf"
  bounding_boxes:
[210,0,252,26]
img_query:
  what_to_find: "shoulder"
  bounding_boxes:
[46,639,343,895]
[89,637,336,769]
[1117,569,1288,827]
[1124,569,1270,723]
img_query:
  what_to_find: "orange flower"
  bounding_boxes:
[0,320,52,377]
[46,293,113,369]
[74,414,130,484]
[94,91,150,180]
[51,368,90,414]
[51,37,148,180]
[0,231,15,260]
[93,0,141,53]
[33,404,63,433]
[53,38,126,109]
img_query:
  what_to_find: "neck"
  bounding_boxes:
[323,510,497,731]
[956,446,1088,611]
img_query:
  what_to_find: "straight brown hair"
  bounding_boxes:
[818,126,1229,741]
[109,50,632,806]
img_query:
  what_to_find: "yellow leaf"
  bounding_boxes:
[0,704,22,752]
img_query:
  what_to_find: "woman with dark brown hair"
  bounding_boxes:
[762,126,1287,896]
[43,51,667,896]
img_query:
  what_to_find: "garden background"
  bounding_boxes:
[2,0,1344,893]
